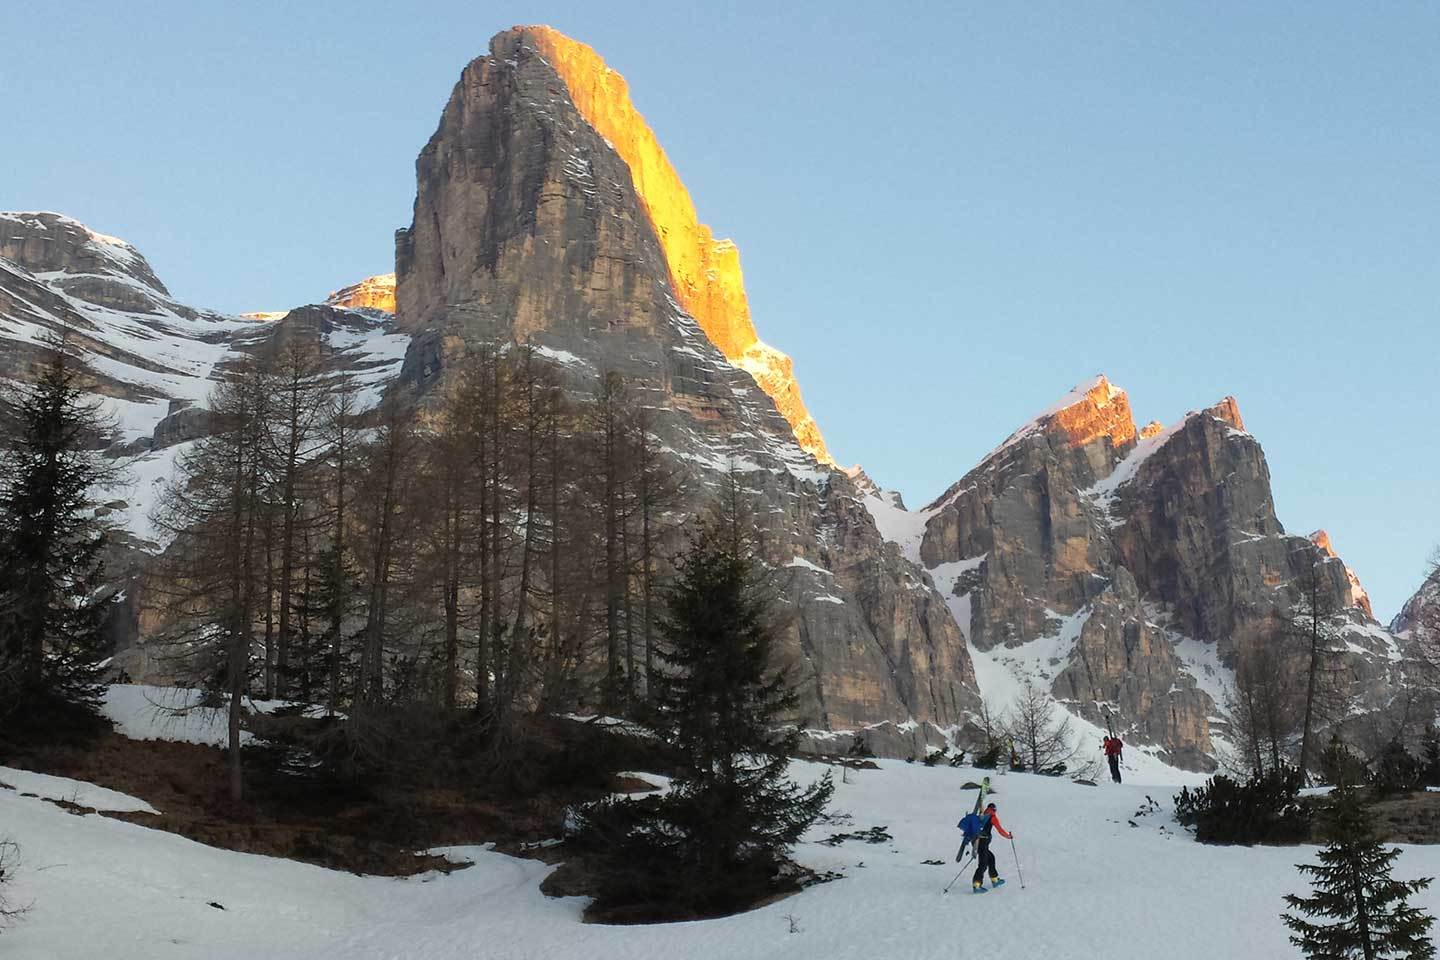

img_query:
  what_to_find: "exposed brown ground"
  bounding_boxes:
[2,724,663,877]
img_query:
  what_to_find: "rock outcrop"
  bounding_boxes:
[1393,567,1440,657]
[391,26,977,733]
[397,26,831,464]
[869,376,1406,770]
[1309,530,1375,618]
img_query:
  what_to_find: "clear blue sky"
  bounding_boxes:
[3,1,1436,620]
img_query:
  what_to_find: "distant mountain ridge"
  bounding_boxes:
[864,375,1408,769]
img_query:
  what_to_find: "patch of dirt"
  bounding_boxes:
[2,729,607,877]
[1367,791,1440,844]
[610,774,662,794]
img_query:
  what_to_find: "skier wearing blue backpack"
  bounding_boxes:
[968,803,1013,893]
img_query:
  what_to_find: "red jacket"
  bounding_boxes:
[985,811,1012,841]
[1104,737,1123,757]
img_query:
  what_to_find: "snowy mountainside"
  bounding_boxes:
[861,376,1411,772]
[10,739,1440,959]
[0,212,411,547]
[1393,566,1440,656]
[0,212,274,447]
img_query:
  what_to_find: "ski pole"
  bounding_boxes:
[1010,837,1025,889]
[943,851,975,894]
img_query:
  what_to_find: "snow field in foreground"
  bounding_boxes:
[4,760,1440,959]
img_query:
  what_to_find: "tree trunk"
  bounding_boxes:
[604,406,621,711]
[1299,610,1322,778]
[326,405,348,717]
[263,515,276,699]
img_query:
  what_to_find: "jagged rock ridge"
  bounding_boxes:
[1393,567,1440,658]
[866,375,1407,770]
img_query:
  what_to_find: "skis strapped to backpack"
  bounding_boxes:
[955,776,992,861]
[971,776,991,814]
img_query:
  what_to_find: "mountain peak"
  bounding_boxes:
[326,273,396,313]
[1046,375,1136,449]
[1204,396,1246,432]
[0,211,167,297]
[987,375,1137,462]
[499,26,834,464]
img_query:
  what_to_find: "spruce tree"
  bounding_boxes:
[634,473,833,909]
[1283,779,1436,959]
[0,343,117,727]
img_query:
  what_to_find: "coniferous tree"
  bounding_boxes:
[1284,779,1436,960]
[0,342,118,726]
[589,470,832,911]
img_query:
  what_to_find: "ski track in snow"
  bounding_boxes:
[5,755,1436,959]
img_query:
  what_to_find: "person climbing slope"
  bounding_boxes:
[971,802,1013,893]
[1103,735,1124,783]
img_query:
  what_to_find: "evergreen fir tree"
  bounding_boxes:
[580,472,832,916]
[1283,778,1436,959]
[0,342,117,728]
[642,474,833,907]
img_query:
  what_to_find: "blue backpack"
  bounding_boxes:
[957,813,985,843]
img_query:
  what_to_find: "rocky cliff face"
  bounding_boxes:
[1393,568,1440,659]
[867,375,1406,770]
[397,26,831,464]
[392,26,977,740]
[0,211,271,450]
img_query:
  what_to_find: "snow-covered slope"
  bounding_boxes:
[0,212,411,547]
[7,753,1439,959]
[0,212,275,446]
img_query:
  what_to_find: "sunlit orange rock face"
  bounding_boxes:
[1309,529,1375,618]
[522,26,832,464]
[327,273,397,313]
[1049,375,1137,450]
[1206,396,1246,432]
[1139,420,1165,440]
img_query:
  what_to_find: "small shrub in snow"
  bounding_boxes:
[1173,767,1311,844]
[973,744,1003,770]
[1319,734,1366,788]
[0,838,25,931]
[1373,740,1423,798]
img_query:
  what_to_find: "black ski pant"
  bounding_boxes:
[972,838,998,886]
[1108,755,1122,783]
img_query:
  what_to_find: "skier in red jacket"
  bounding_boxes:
[971,803,1013,893]
[1103,735,1124,783]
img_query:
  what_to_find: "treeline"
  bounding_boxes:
[148,333,686,800]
